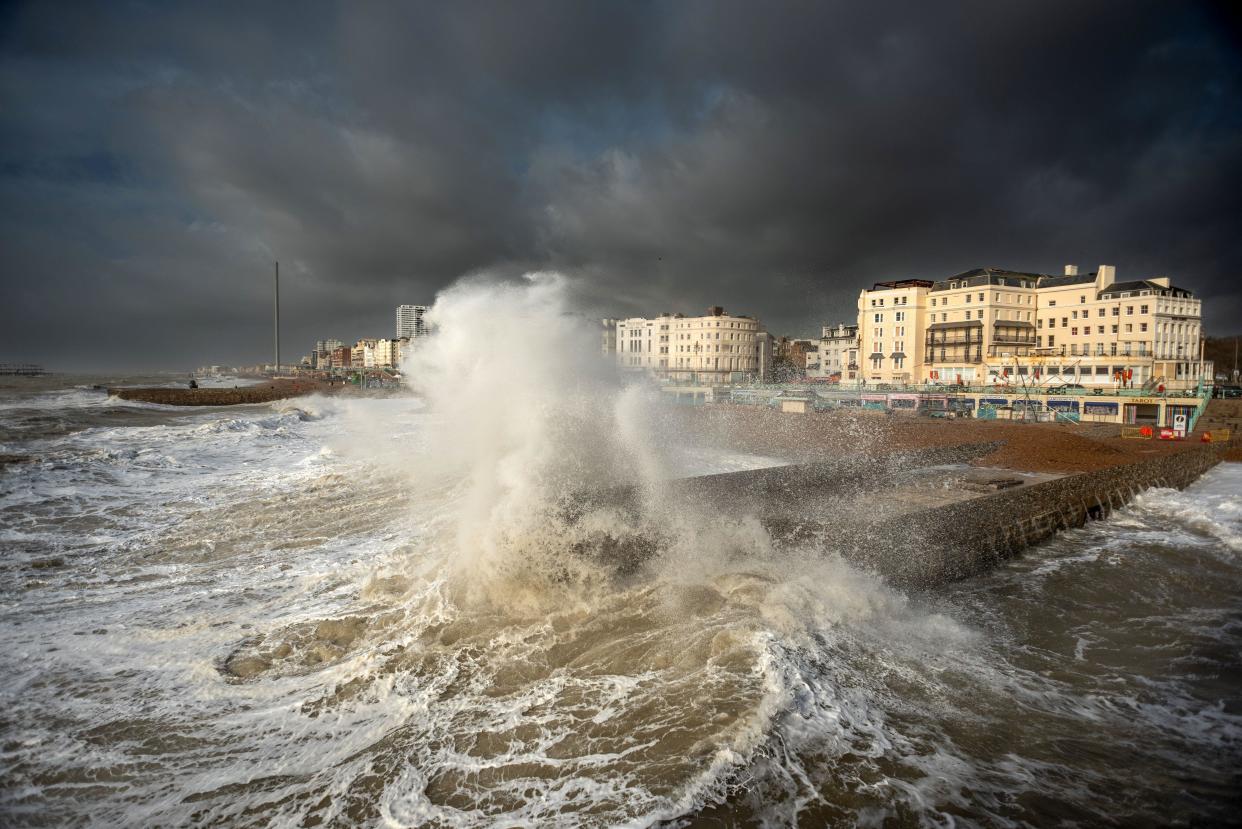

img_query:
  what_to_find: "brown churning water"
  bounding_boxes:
[2,278,1240,827]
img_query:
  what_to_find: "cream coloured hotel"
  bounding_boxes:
[858,264,1205,389]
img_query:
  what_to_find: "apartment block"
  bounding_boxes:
[810,323,859,380]
[857,279,933,384]
[600,318,620,355]
[396,305,428,340]
[859,264,1205,389]
[616,306,761,384]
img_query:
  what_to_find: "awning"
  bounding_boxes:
[993,320,1035,329]
[927,320,983,330]
[868,352,884,360]
[889,352,906,359]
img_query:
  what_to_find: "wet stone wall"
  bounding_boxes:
[842,445,1224,588]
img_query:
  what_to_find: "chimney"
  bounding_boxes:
[708,305,724,317]
[1097,265,1116,288]
[1064,264,1078,276]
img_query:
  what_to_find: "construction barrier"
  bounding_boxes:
[1122,426,1154,439]
[1200,428,1232,443]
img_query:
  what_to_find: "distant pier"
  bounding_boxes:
[0,363,46,376]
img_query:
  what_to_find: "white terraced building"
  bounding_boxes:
[616,306,761,384]
[809,323,859,380]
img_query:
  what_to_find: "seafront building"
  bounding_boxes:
[615,306,761,384]
[600,318,620,356]
[312,338,343,369]
[857,279,931,385]
[809,323,860,380]
[396,305,428,340]
[754,331,776,382]
[857,265,1205,390]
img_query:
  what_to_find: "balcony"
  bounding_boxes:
[926,354,983,365]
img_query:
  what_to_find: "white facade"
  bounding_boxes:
[369,338,408,369]
[396,305,428,340]
[617,306,761,384]
[600,318,619,355]
[755,331,775,382]
[810,323,859,380]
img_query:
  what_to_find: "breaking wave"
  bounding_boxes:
[1,274,1240,827]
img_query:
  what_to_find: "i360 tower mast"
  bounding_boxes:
[274,261,280,373]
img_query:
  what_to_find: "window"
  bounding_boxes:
[1097,326,1104,334]
[1140,304,1148,314]
[1111,325,1118,334]
[1126,306,1134,315]
[1140,323,1148,332]
[1049,300,1056,307]
[874,313,883,323]
[895,311,905,322]
[966,293,972,303]
[1080,295,1086,303]
[931,298,937,307]
[978,293,984,301]
[1125,324,1133,333]
[1048,336,1056,347]
[1071,327,1078,335]
[1072,310,1078,319]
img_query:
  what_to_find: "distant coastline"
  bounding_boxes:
[0,363,46,376]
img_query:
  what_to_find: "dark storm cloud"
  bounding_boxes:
[1,1,1240,369]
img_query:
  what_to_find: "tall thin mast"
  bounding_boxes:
[274,261,280,373]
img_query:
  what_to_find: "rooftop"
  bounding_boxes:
[1098,279,1194,298]
[869,279,935,291]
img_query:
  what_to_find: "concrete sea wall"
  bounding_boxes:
[827,445,1224,587]
[610,441,1227,588]
[110,383,323,406]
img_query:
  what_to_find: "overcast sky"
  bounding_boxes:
[2,1,1240,370]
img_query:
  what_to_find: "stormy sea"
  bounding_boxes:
[2,279,1240,828]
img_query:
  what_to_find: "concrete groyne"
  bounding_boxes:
[838,445,1224,587]
[109,381,325,406]
[590,440,1228,588]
